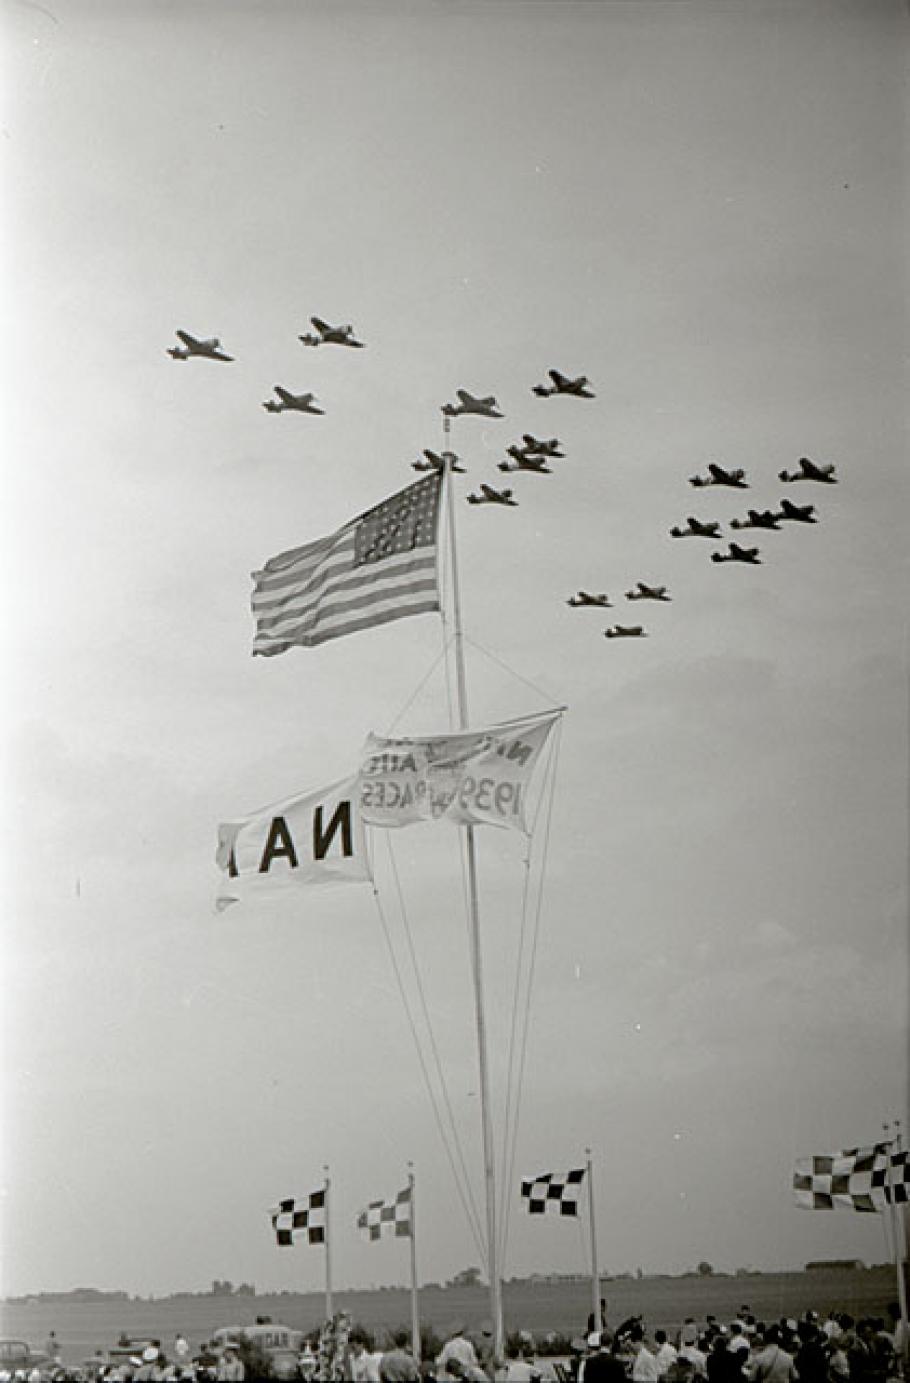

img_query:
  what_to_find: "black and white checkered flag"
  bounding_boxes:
[271,1186,327,1246]
[356,1186,412,1241]
[520,1167,585,1216]
[793,1143,909,1212]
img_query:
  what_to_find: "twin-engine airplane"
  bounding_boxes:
[532,369,595,398]
[689,463,748,489]
[730,509,781,531]
[498,455,552,474]
[567,591,612,608]
[412,449,466,473]
[711,542,761,565]
[262,387,324,415]
[299,317,364,348]
[670,517,723,539]
[443,390,504,418]
[776,498,818,524]
[625,583,671,602]
[508,434,564,459]
[604,625,646,639]
[167,330,234,362]
[466,484,517,506]
[779,457,837,484]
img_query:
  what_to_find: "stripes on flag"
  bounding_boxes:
[356,1186,412,1241]
[793,1143,909,1212]
[251,473,442,655]
[520,1168,585,1216]
[270,1188,326,1246]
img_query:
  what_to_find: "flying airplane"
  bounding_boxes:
[412,449,465,473]
[509,434,564,459]
[689,463,748,489]
[625,583,671,602]
[604,625,646,639]
[567,592,612,607]
[443,390,504,418]
[497,455,552,474]
[167,330,234,362]
[776,498,818,524]
[298,317,364,348]
[778,457,838,484]
[730,509,782,531]
[262,386,324,414]
[669,517,723,539]
[466,484,517,506]
[711,542,761,565]
[532,369,595,398]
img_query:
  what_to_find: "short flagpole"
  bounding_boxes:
[323,1165,333,1321]
[408,1163,421,1363]
[586,1148,602,1333]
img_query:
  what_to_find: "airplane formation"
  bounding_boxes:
[166,325,839,645]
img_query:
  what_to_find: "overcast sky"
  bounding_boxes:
[1,0,907,1301]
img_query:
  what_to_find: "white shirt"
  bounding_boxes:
[655,1344,678,1376]
[633,1347,661,1383]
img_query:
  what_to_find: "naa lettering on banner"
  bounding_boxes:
[215,776,371,910]
[357,710,560,834]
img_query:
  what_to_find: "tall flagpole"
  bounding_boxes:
[443,413,504,1360]
[586,1148,602,1334]
[884,1123,909,1364]
[408,1163,421,1363]
[323,1165,334,1320]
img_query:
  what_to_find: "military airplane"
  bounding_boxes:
[778,457,838,484]
[497,455,552,474]
[604,625,646,639]
[567,592,612,608]
[508,434,564,459]
[532,369,595,398]
[262,386,324,414]
[689,463,748,489]
[669,517,723,539]
[730,509,782,531]
[776,498,818,524]
[625,583,671,602]
[443,390,504,418]
[167,330,234,362]
[412,449,465,473]
[466,484,517,506]
[711,542,761,565]
[298,317,364,348]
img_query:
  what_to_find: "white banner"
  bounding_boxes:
[216,775,371,910]
[358,710,560,834]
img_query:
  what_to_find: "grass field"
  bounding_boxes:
[0,1268,897,1367]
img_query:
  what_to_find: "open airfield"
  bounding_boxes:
[0,1268,897,1366]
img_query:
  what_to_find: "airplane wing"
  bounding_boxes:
[275,386,293,403]
[176,330,198,348]
[456,389,472,405]
[708,463,727,481]
[549,369,568,386]
[311,317,331,334]
[480,484,497,500]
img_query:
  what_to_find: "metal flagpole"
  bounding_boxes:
[323,1165,334,1321]
[884,1123,909,1364]
[408,1163,421,1363]
[443,413,504,1359]
[586,1148,602,1334]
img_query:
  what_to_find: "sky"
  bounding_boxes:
[1,0,907,1302]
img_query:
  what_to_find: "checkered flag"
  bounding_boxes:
[270,1186,327,1246]
[793,1143,909,1212]
[356,1186,412,1241]
[520,1167,585,1216]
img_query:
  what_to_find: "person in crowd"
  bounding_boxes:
[679,1331,708,1379]
[297,1341,317,1381]
[378,1330,421,1383]
[744,1326,796,1383]
[436,1325,482,1380]
[706,1333,743,1383]
[349,1332,381,1383]
[215,1346,243,1383]
[629,1327,660,1383]
[582,1333,627,1383]
[728,1326,749,1363]
[588,1303,609,1337]
[498,1332,541,1383]
[794,1320,827,1383]
[654,1330,678,1377]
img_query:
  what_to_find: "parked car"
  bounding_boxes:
[0,1342,52,1376]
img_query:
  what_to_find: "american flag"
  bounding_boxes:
[793,1143,909,1212]
[270,1187,327,1246]
[356,1186,412,1241]
[251,473,442,654]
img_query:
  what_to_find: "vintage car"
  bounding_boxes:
[211,1327,305,1380]
[0,1341,52,1376]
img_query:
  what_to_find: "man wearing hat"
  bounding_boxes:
[435,1324,480,1380]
